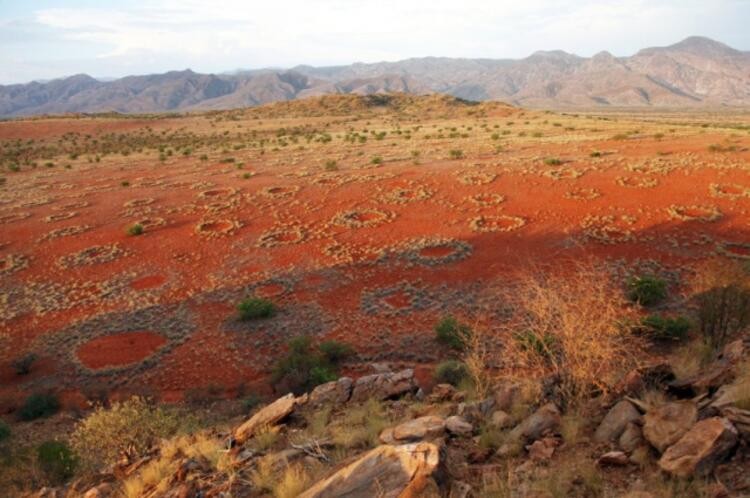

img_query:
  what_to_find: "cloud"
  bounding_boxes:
[0,0,746,83]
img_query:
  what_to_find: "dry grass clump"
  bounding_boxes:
[504,263,642,406]
[328,399,391,449]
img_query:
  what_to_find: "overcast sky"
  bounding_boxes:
[1,0,749,84]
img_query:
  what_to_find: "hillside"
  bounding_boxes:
[1,37,749,117]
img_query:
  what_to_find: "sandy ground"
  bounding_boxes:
[1,97,749,404]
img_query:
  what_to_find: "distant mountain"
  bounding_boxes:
[1,36,748,117]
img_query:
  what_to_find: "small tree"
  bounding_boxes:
[627,275,667,306]
[435,316,472,350]
[237,297,276,320]
[127,223,144,236]
[19,393,60,421]
[434,360,469,386]
[271,337,352,394]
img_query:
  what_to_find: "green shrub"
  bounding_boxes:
[640,315,691,341]
[37,441,78,483]
[19,393,60,421]
[12,353,37,375]
[543,157,562,166]
[627,275,667,306]
[325,160,338,171]
[70,396,195,472]
[434,360,469,386]
[449,149,464,159]
[0,420,10,442]
[237,297,276,320]
[435,316,472,350]
[371,156,382,165]
[271,336,352,394]
[127,223,144,236]
[319,340,354,363]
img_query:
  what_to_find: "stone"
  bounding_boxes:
[594,400,641,443]
[720,339,745,364]
[427,383,462,403]
[613,364,674,398]
[445,416,473,436]
[309,377,353,406]
[597,451,630,466]
[82,485,112,498]
[234,393,300,443]
[618,422,644,453]
[299,442,441,498]
[350,369,418,402]
[449,480,472,498]
[490,410,512,429]
[526,437,558,461]
[391,415,446,442]
[457,398,496,424]
[509,403,561,442]
[643,401,697,453]
[658,417,738,477]
[493,382,520,411]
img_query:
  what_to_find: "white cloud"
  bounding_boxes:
[0,0,745,83]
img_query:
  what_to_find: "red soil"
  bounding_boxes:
[2,105,750,401]
[77,331,167,370]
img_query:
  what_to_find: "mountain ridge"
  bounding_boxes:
[2,36,749,116]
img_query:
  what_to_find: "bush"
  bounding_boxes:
[127,223,144,236]
[19,393,60,421]
[435,316,472,350]
[627,275,667,306]
[37,441,77,483]
[691,260,750,349]
[640,315,691,341]
[70,396,195,472]
[449,149,464,159]
[0,420,10,442]
[506,264,641,406]
[271,336,352,394]
[11,352,37,375]
[544,157,563,166]
[434,360,469,386]
[237,297,276,320]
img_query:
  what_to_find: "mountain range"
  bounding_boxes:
[2,36,749,117]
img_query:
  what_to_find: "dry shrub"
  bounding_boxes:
[504,262,641,406]
[690,258,750,349]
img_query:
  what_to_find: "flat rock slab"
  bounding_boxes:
[659,417,738,477]
[643,400,697,453]
[595,400,641,443]
[350,369,417,402]
[234,393,299,443]
[299,442,440,498]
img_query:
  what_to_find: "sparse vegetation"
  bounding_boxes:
[237,297,277,320]
[627,275,667,306]
[19,393,60,421]
[435,316,472,350]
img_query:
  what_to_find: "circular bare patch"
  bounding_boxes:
[717,242,750,259]
[667,205,722,223]
[456,171,497,185]
[565,188,601,200]
[0,212,31,224]
[332,209,395,228]
[77,331,167,370]
[616,176,658,188]
[260,185,300,198]
[39,225,91,242]
[468,193,505,206]
[470,215,526,233]
[195,219,241,238]
[710,183,750,200]
[581,215,635,244]
[396,237,472,266]
[44,211,78,223]
[257,227,306,247]
[198,187,237,199]
[543,168,584,180]
[135,217,167,230]
[379,186,433,204]
[57,244,127,268]
[123,198,155,208]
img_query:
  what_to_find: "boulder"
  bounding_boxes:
[309,377,353,406]
[350,369,418,402]
[613,364,674,398]
[234,393,300,443]
[526,437,558,462]
[597,451,630,466]
[618,422,644,453]
[643,401,697,453]
[427,383,463,403]
[389,415,446,442]
[490,410,513,429]
[457,398,496,424]
[658,417,738,477]
[594,400,641,443]
[445,416,473,436]
[493,382,520,411]
[298,442,441,498]
[509,403,561,443]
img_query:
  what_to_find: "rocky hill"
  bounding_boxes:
[1,37,748,117]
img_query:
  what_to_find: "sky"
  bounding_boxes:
[1,0,749,85]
